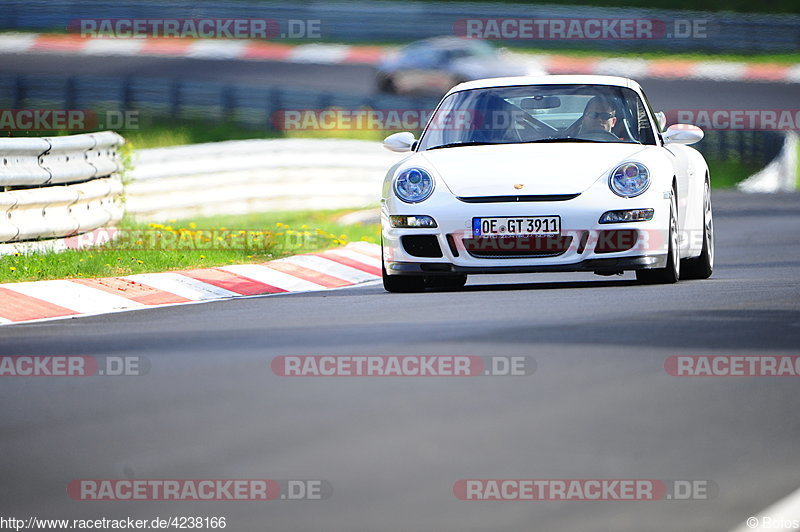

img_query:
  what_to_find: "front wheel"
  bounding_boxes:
[636,191,680,284]
[382,262,426,293]
[681,180,714,280]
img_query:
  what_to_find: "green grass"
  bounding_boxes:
[123,118,387,148]
[0,116,389,149]
[0,116,282,147]
[123,119,282,148]
[796,140,800,189]
[706,157,763,188]
[0,208,379,284]
[109,117,388,148]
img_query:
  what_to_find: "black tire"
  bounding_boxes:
[636,191,680,284]
[382,262,426,293]
[427,274,468,290]
[681,180,714,280]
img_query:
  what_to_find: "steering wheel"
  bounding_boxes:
[512,113,558,141]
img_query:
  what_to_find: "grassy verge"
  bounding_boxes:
[122,119,387,148]
[0,118,282,148]
[0,208,380,284]
[123,119,282,148]
[797,140,800,189]
[3,117,388,149]
[706,157,763,188]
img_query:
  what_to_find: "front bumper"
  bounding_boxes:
[386,255,667,276]
[382,185,672,276]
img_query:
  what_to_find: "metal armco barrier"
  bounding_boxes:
[125,138,404,221]
[0,131,125,251]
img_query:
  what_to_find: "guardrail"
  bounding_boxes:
[738,132,799,193]
[0,131,124,254]
[125,138,404,221]
[2,0,800,53]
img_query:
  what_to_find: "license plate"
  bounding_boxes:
[473,216,561,237]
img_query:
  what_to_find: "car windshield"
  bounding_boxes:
[417,83,657,150]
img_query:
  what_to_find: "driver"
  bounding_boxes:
[578,96,617,134]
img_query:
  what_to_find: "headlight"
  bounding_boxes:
[394,168,434,203]
[390,215,438,228]
[609,162,650,198]
[599,208,654,223]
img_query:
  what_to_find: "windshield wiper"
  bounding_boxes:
[426,137,642,150]
[522,137,643,145]
[523,137,605,144]
[426,141,500,150]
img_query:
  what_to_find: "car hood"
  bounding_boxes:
[417,143,649,197]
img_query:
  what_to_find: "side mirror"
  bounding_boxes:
[663,124,704,145]
[383,131,416,152]
[654,111,667,132]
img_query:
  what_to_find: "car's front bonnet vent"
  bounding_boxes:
[463,235,573,259]
[457,194,581,203]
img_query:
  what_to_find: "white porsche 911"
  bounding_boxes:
[380,75,713,292]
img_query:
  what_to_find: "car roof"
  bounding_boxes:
[446,75,641,95]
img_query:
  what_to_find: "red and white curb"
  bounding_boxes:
[534,54,800,83]
[0,242,382,325]
[1,32,799,83]
[0,33,387,65]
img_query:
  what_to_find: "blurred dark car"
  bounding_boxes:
[376,37,533,95]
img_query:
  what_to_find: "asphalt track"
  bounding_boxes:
[1,52,799,110]
[1,190,799,531]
